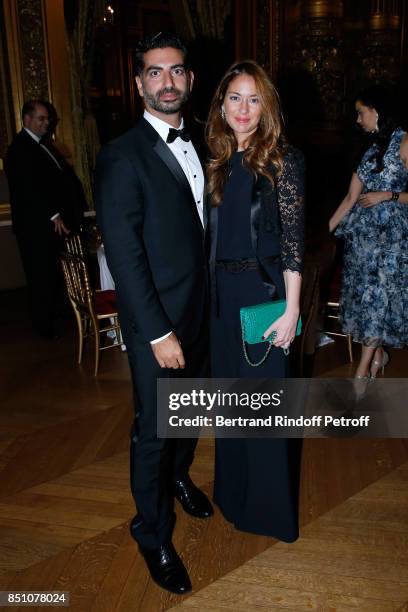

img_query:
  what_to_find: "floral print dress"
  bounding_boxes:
[335,127,408,348]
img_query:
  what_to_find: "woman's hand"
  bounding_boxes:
[329,172,363,231]
[263,309,300,351]
[358,192,388,208]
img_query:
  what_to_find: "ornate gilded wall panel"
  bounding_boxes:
[235,0,281,78]
[186,0,231,39]
[236,0,407,131]
[293,13,345,126]
[17,0,50,100]
[257,1,270,70]
[3,1,24,133]
[359,2,402,85]
[0,22,13,161]
[2,0,50,132]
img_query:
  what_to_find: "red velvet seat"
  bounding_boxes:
[61,233,122,376]
[328,263,342,301]
[94,290,117,316]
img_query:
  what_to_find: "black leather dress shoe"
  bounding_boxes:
[173,476,214,518]
[138,541,192,595]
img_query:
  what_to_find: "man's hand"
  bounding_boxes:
[151,332,186,369]
[53,216,70,235]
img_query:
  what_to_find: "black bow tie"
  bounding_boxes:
[166,127,190,144]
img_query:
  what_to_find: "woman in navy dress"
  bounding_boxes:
[330,87,408,379]
[206,61,304,541]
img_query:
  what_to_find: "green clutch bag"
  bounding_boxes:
[240,299,302,367]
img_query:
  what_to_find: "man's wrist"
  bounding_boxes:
[150,331,172,345]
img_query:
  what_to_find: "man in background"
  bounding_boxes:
[5,100,86,339]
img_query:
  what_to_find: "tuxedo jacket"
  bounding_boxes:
[5,129,85,235]
[95,118,208,347]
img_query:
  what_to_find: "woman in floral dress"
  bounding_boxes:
[330,86,408,378]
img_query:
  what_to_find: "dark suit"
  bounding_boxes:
[95,118,208,549]
[5,129,85,333]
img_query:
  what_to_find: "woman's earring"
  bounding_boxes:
[221,107,226,120]
[371,112,379,133]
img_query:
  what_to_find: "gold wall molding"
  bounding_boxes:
[301,0,343,20]
[0,17,13,160]
[359,0,403,83]
[256,0,281,78]
[3,0,26,133]
[42,0,76,165]
[235,0,281,78]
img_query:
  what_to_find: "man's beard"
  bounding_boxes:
[142,85,189,115]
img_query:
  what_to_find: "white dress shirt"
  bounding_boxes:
[143,111,204,226]
[143,111,205,345]
[24,127,61,220]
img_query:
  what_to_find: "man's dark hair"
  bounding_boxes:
[21,99,49,120]
[134,32,188,77]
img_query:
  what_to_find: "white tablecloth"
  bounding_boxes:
[97,244,115,291]
[97,245,126,350]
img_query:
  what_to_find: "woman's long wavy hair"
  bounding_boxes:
[206,60,286,206]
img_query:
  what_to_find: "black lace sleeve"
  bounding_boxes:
[277,146,305,274]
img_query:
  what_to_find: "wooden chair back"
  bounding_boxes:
[60,234,94,315]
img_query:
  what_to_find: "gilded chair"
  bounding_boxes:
[321,246,353,363]
[323,303,353,363]
[61,233,122,375]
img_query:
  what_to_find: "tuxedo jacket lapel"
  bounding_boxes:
[152,134,204,235]
[139,118,204,234]
[153,137,193,202]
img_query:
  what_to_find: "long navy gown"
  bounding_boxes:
[211,149,304,542]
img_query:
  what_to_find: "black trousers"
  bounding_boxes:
[211,267,302,541]
[127,324,209,549]
[15,228,62,334]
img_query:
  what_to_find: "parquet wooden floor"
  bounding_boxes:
[171,462,408,611]
[0,291,407,611]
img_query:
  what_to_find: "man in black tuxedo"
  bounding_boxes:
[95,33,212,595]
[5,100,85,338]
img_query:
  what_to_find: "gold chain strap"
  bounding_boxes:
[241,331,290,367]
